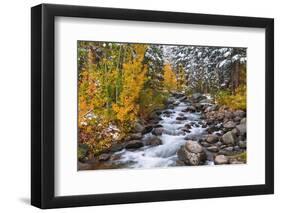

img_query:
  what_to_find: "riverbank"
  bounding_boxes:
[78,92,247,170]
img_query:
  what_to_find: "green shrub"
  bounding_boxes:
[216,85,246,110]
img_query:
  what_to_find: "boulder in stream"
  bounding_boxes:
[144,135,162,146]
[177,141,206,166]
[152,127,164,136]
[125,140,144,149]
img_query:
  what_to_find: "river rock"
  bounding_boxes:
[233,116,241,122]
[181,127,191,133]
[109,143,124,152]
[125,133,142,141]
[206,134,219,143]
[185,141,203,153]
[134,122,145,133]
[207,146,219,152]
[144,135,162,146]
[233,110,246,118]
[142,125,154,134]
[236,123,246,136]
[223,120,236,129]
[216,112,225,121]
[184,123,192,129]
[183,106,196,112]
[231,128,239,136]
[219,146,234,155]
[222,131,236,145]
[234,145,240,151]
[238,141,247,148]
[204,105,218,113]
[214,155,229,165]
[125,140,144,149]
[98,153,111,161]
[200,141,211,147]
[177,141,206,165]
[152,128,164,136]
[176,116,188,121]
[240,118,246,124]
[224,111,234,119]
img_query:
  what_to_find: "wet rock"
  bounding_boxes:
[173,101,180,106]
[236,123,246,136]
[200,141,211,147]
[142,125,153,134]
[163,110,173,116]
[125,140,144,149]
[181,128,191,133]
[234,145,240,151]
[206,134,219,143]
[153,124,163,128]
[176,116,188,121]
[177,141,206,166]
[152,128,164,136]
[144,135,162,146]
[110,143,124,152]
[202,124,208,128]
[193,123,200,128]
[222,131,236,145]
[183,106,196,112]
[207,146,219,152]
[214,155,229,165]
[184,123,192,129]
[207,125,220,134]
[98,153,111,161]
[223,120,236,129]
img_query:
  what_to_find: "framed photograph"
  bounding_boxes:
[31,3,274,209]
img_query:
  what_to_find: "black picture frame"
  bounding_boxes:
[31,3,274,209]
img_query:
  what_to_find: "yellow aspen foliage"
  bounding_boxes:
[163,64,177,92]
[112,44,148,127]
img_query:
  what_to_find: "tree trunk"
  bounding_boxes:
[231,61,240,94]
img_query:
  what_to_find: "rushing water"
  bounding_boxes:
[106,98,214,169]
